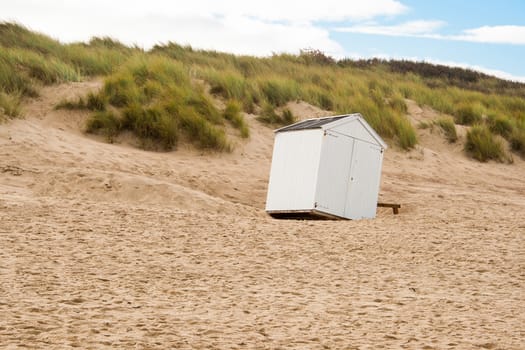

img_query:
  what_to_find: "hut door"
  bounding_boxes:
[345,141,383,219]
[316,131,353,217]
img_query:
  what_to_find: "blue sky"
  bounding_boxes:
[331,0,525,81]
[2,0,524,81]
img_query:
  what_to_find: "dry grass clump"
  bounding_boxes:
[465,125,506,162]
[223,100,249,138]
[306,87,335,111]
[121,105,179,149]
[395,117,418,149]
[0,22,62,55]
[0,48,81,92]
[85,110,121,142]
[510,127,525,158]
[0,91,22,120]
[487,114,513,138]
[257,105,296,126]
[454,103,483,125]
[418,120,432,129]
[258,78,301,107]
[83,55,230,151]
[434,117,458,143]
[56,92,107,111]
[0,50,41,97]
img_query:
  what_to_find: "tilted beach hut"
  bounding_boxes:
[265,114,387,220]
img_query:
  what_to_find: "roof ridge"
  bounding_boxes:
[275,114,351,133]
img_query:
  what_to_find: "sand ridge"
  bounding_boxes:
[0,81,524,349]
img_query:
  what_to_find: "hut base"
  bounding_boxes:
[266,209,348,220]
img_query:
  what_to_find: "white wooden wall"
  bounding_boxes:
[265,129,323,211]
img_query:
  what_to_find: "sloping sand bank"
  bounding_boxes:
[0,82,524,349]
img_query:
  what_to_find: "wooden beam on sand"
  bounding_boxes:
[377,202,401,215]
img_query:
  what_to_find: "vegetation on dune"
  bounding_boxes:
[223,100,249,138]
[487,113,513,138]
[340,58,525,98]
[465,124,507,162]
[56,92,107,111]
[453,103,483,125]
[397,78,524,160]
[257,105,296,126]
[2,22,525,161]
[0,91,22,120]
[0,22,132,119]
[81,55,231,151]
[510,127,525,157]
[434,117,458,143]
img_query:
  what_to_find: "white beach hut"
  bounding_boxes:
[265,113,387,220]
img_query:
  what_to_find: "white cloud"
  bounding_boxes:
[454,25,525,45]
[36,0,407,23]
[336,21,525,46]
[0,0,406,56]
[336,20,445,36]
[1,12,345,56]
[145,14,345,56]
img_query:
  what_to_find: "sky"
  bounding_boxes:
[1,0,525,82]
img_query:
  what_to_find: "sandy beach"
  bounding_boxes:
[1,81,524,349]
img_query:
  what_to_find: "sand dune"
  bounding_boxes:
[0,81,524,349]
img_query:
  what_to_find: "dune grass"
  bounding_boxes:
[56,92,107,111]
[454,103,483,125]
[465,125,506,162]
[0,22,132,98]
[85,110,121,142]
[510,127,525,158]
[194,55,419,149]
[0,91,22,120]
[223,100,249,138]
[257,105,296,126]
[487,113,513,138]
[81,55,230,151]
[2,22,524,159]
[434,117,458,143]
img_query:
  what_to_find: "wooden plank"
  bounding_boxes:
[377,202,401,215]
